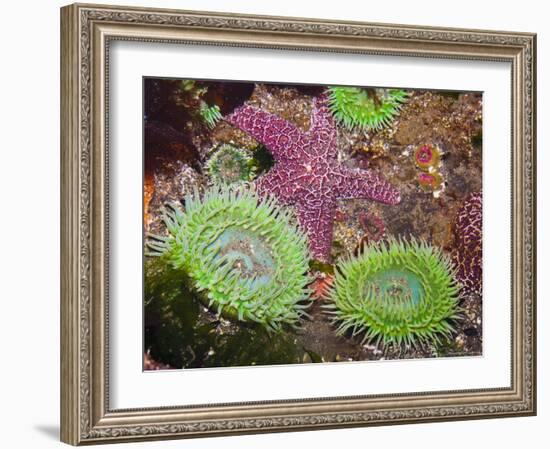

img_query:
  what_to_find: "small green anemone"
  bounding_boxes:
[327,86,409,131]
[325,238,461,347]
[147,186,312,332]
[199,101,222,129]
[205,144,255,185]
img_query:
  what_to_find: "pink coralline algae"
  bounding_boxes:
[225,95,400,262]
[452,192,482,295]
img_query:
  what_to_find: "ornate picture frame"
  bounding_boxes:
[60,3,536,445]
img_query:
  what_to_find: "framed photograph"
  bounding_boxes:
[60,3,536,445]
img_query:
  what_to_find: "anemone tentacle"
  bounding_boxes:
[205,143,255,185]
[199,102,222,129]
[325,238,461,347]
[327,86,408,131]
[147,185,313,332]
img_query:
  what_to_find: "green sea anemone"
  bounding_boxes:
[327,86,408,131]
[199,101,222,129]
[205,144,255,185]
[325,238,461,347]
[147,186,312,332]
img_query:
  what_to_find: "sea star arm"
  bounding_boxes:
[254,166,299,204]
[225,105,303,161]
[336,167,401,205]
[310,94,335,131]
[295,195,337,262]
[307,94,338,158]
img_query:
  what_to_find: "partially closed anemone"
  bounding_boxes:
[205,143,255,185]
[147,186,312,332]
[325,238,461,347]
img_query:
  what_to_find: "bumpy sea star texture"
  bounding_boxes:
[226,94,400,261]
[452,192,482,295]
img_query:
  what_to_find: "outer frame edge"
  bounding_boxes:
[60,2,536,444]
[60,3,81,446]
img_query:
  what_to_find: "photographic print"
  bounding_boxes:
[143,78,483,370]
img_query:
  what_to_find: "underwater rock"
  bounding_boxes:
[144,173,155,229]
[431,214,454,249]
[394,91,482,158]
[145,79,255,173]
[144,120,200,171]
[327,86,409,131]
[245,84,313,132]
[332,201,384,260]
[144,351,171,370]
[146,160,205,235]
[225,94,401,262]
[204,81,255,116]
[169,79,224,130]
[145,120,189,145]
[210,121,262,152]
[452,192,482,295]
[147,186,312,332]
[144,78,182,119]
[325,238,461,347]
[358,210,386,243]
[355,210,387,254]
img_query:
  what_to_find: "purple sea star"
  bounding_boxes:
[225,94,401,262]
[452,192,482,295]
